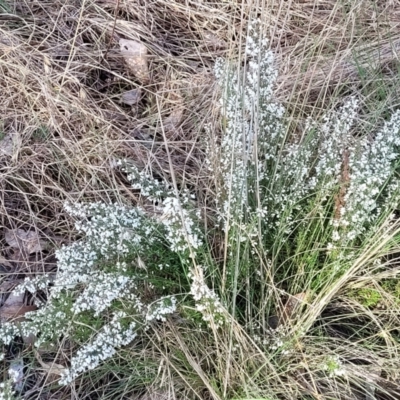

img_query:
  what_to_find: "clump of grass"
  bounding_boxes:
[350,287,382,308]
[204,20,400,400]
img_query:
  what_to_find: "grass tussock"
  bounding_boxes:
[1,1,400,400]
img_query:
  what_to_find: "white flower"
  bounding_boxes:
[72,272,131,316]
[12,274,51,296]
[0,381,16,400]
[189,266,225,326]
[120,162,203,254]
[59,312,136,385]
[146,297,177,322]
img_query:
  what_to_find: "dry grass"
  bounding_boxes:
[2,0,400,399]
[1,0,400,238]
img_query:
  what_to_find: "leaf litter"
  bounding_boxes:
[34,350,66,384]
[119,39,150,84]
[120,88,142,105]
[5,228,44,255]
[0,132,14,157]
[0,228,47,322]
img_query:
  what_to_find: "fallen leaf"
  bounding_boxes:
[22,332,37,347]
[3,291,24,307]
[34,350,66,383]
[0,133,14,157]
[0,279,24,294]
[119,39,150,84]
[0,304,37,322]
[163,107,184,132]
[120,88,142,105]
[0,290,37,322]
[278,291,310,326]
[0,254,13,269]
[5,228,44,254]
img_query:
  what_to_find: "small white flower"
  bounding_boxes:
[60,313,136,385]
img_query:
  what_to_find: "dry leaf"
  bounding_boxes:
[0,133,14,157]
[0,291,37,322]
[278,292,309,326]
[0,279,24,294]
[163,108,183,132]
[5,228,43,254]
[119,39,150,84]
[35,350,66,383]
[0,254,13,269]
[0,304,37,322]
[22,332,37,346]
[120,88,142,105]
[1,290,36,322]
[3,291,24,307]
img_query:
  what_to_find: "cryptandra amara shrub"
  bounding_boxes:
[213,27,400,244]
[208,20,400,389]
[210,21,400,287]
[1,19,400,394]
[0,162,222,385]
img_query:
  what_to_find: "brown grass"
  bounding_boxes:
[1,0,400,398]
[1,0,399,235]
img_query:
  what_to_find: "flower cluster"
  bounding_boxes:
[12,274,52,296]
[313,97,358,191]
[119,161,202,254]
[53,202,157,298]
[212,20,315,236]
[0,381,16,400]
[72,271,130,316]
[20,301,68,348]
[189,266,225,326]
[212,55,251,229]
[161,195,202,253]
[146,296,177,322]
[119,163,218,328]
[334,110,400,242]
[322,355,347,377]
[0,323,20,352]
[119,162,169,201]
[213,20,400,256]
[59,312,136,385]
[0,197,179,383]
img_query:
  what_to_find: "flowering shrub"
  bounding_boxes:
[211,20,400,282]
[59,312,137,385]
[0,162,222,386]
